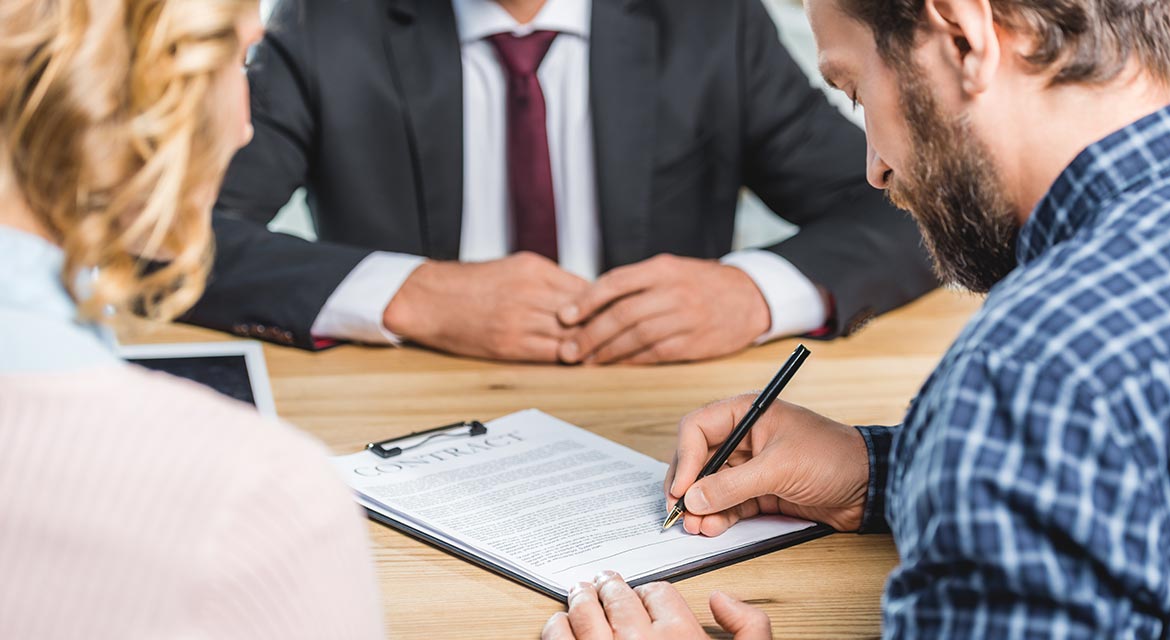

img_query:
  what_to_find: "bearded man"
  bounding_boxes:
[539,0,1170,637]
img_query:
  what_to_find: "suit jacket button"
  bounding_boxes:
[846,310,875,335]
[281,331,294,344]
[232,323,248,336]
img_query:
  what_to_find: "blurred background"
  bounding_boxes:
[259,0,865,257]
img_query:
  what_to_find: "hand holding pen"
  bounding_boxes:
[662,345,875,536]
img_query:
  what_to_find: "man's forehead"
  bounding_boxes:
[804,0,851,38]
[806,0,872,85]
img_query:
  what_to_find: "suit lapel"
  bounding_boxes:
[384,0,464,259]
[590,0,658,269]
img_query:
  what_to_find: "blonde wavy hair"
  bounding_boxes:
[0,0,256,322]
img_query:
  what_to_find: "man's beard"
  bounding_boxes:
[885,62,1021,294]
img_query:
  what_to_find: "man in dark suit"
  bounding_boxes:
[186,0,937,363]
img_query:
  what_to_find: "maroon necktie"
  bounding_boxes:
[487,31,559,262]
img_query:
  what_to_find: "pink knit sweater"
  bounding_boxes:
[0,365,384,639]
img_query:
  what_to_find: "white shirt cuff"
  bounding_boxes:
[309,252,426,346]
[721,249,828,344]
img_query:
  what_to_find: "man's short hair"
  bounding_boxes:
[839,0,1170,85]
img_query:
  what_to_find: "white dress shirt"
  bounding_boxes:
[310,0,826,345]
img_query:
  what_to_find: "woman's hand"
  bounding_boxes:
[541,572,771,640]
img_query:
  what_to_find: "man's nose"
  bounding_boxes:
[866,142,892,190]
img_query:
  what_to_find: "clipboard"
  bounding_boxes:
[363,503,832,601]
[353,418,835,602]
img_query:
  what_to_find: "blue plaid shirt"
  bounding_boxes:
[857,107,1170,638]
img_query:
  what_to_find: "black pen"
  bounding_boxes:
[662,344,811,530]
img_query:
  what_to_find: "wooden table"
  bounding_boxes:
[125,288,982,638]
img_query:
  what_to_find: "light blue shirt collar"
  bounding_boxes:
[0,226,121,373]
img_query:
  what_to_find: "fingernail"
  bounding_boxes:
[544,611,568,632]
[710,591,732,605]
[593,570,617,586]
[686,487,709,512]
[562,305,579,323]
[563,341,579,362]
[568,582,587,598]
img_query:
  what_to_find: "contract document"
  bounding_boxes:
[332,410,830,600]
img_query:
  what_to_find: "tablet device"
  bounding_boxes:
[119,341,277,418]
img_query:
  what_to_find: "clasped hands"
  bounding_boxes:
[542,395,872,639]
[382,252,772,364]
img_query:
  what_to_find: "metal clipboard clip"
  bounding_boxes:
[365,420,488,459]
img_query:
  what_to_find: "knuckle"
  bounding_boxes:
[573,324,596,348]
[602,271,632,293]
[592,273,614,292]
[679,408,703,432]
[514,251,542,268]
[638,582,670,598]
[632,322,651,345]
[593,279,618,303]
[541,613,568,640]
[655,254,680,271]
[700,518,727,537]
[728,393,758,411]
[486,326,522,357]
[607,302,631,328]
[486,333,510,356]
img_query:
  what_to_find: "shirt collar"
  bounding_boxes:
[451,0,591,44]
[0,225,120,371]
[1017,104,1170,265]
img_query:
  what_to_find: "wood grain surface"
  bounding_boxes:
[123,288,983,639]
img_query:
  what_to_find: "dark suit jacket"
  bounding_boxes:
[187,0,937,350]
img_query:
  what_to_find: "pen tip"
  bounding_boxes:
[661,508,683,531]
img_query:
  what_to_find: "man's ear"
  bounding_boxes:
[922,0,1000,97]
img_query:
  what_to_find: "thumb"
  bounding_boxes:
[683,458,775,515]
[709,591,772,639]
